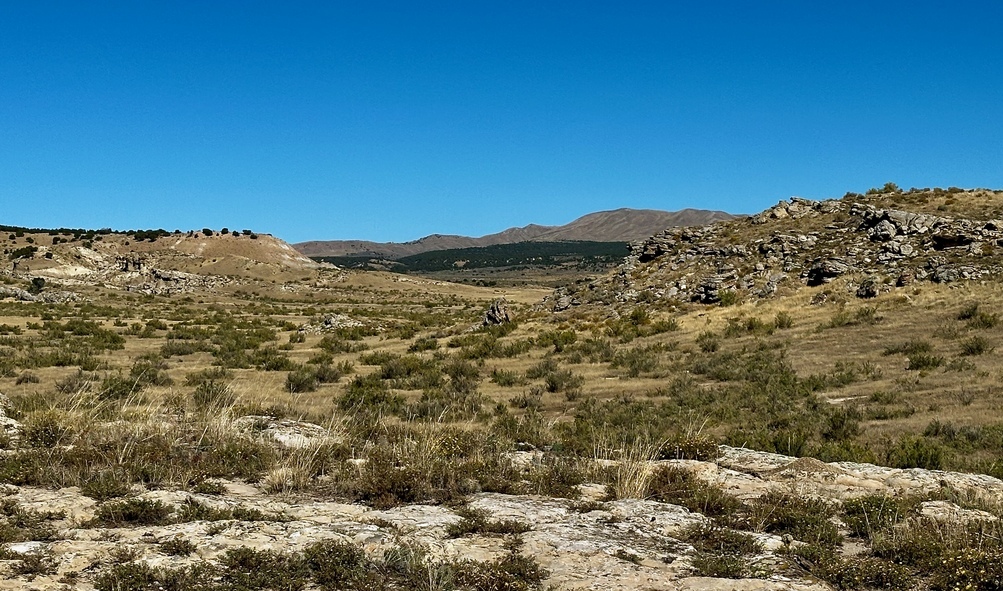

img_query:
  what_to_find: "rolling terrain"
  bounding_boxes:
[3,187,1003,589]
[293,207,734,259]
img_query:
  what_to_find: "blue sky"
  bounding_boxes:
[3,1,1002,243]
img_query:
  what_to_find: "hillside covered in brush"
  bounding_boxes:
[552,186,1003,311]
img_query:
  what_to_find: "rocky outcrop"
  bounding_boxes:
[549,287,580,312]
[562,190,1003,308]
[125,268,230,295]
[805,258,853,286]
[298,313,367,334]
[0,286,79,303]
[484,298,513,325]
[4,443,1003,590]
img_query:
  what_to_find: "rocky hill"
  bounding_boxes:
[551,188,1003,310]
[1,229,324,296]
[294,208,734,259]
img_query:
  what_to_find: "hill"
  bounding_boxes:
[293,207,734,258]
[313,240,628,276]
[1,227,324,295]
[6,188,1003,589]
[552,186,1003,311]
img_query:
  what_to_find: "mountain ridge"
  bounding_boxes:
[294,207,735,259]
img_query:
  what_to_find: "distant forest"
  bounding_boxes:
[313,241,629,272]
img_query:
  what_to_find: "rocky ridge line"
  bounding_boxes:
[551,190,1003,310]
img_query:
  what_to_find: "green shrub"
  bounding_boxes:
[218,546,310,590]
[543,368,584,394]
[886,435,943,469]
[536,330,577,353]
[98,374,141,400]
[525,359,558,380]
[569,337,616,363]
[129,358,174,387]
[302,539,374,589]
[192,380,235,408]
[90,498,172,527]
[746,492,841,548]
[696,331,720,353]
[717,290,739,307]
[80,470,132,501]
[842,494,920,539]
[907,353,943,371]
[159,537,197,556]
[957,302,981,320]
[682,523,763,578]
[21,411,70,448]
[0,498,63,543]
[408,336,439,352]
[967,311,999,329]
[252,346,297,371]
[883,339,933,356]
[455,539,549,591]
[610,344,663,377]
[490,368,525,387]
[286,368,319,393]
[9,549,57,579]
[647,466,742,518]
[317,334,364,353]
[339,374,404,414]
[446,506,531,537]
[660,434,720,461]
[14,371,39,385]
[960,335,993,356]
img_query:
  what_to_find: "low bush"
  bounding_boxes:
[647,466,742,518]
[89,498,172,527]
[446,506,531,537]
[682,522,763,578]
[906,353,943,371]
[959,335,993,356]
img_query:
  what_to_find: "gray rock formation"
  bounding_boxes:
[4,442,1001,590]
[484,298,512,325]
[557,191,1003,309]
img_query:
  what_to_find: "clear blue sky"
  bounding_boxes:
[3,1,1002,243]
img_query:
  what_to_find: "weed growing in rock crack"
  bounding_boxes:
[646,465,742,518]
[446,506,531,538]
[9,549,58,580]
[80,469,132,501]
[159,537,197,556]
[0,499,64,543]
[89,498,172,527]
[682,522,763,578]
[742,492,841,548]
[455,537,550,591]
[94,539,551,591]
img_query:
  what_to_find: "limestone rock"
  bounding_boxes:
[484,298,512,325]
[806,258,852,286]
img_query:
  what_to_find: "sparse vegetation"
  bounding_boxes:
[6,190,1003,587]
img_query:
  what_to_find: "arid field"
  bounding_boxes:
[2,188,1003,590]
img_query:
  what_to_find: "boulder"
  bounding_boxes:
[856,276,882,299]
[484,298,512,325]
[806,258,852,286]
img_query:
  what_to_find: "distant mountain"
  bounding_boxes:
[294,208,735,259]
